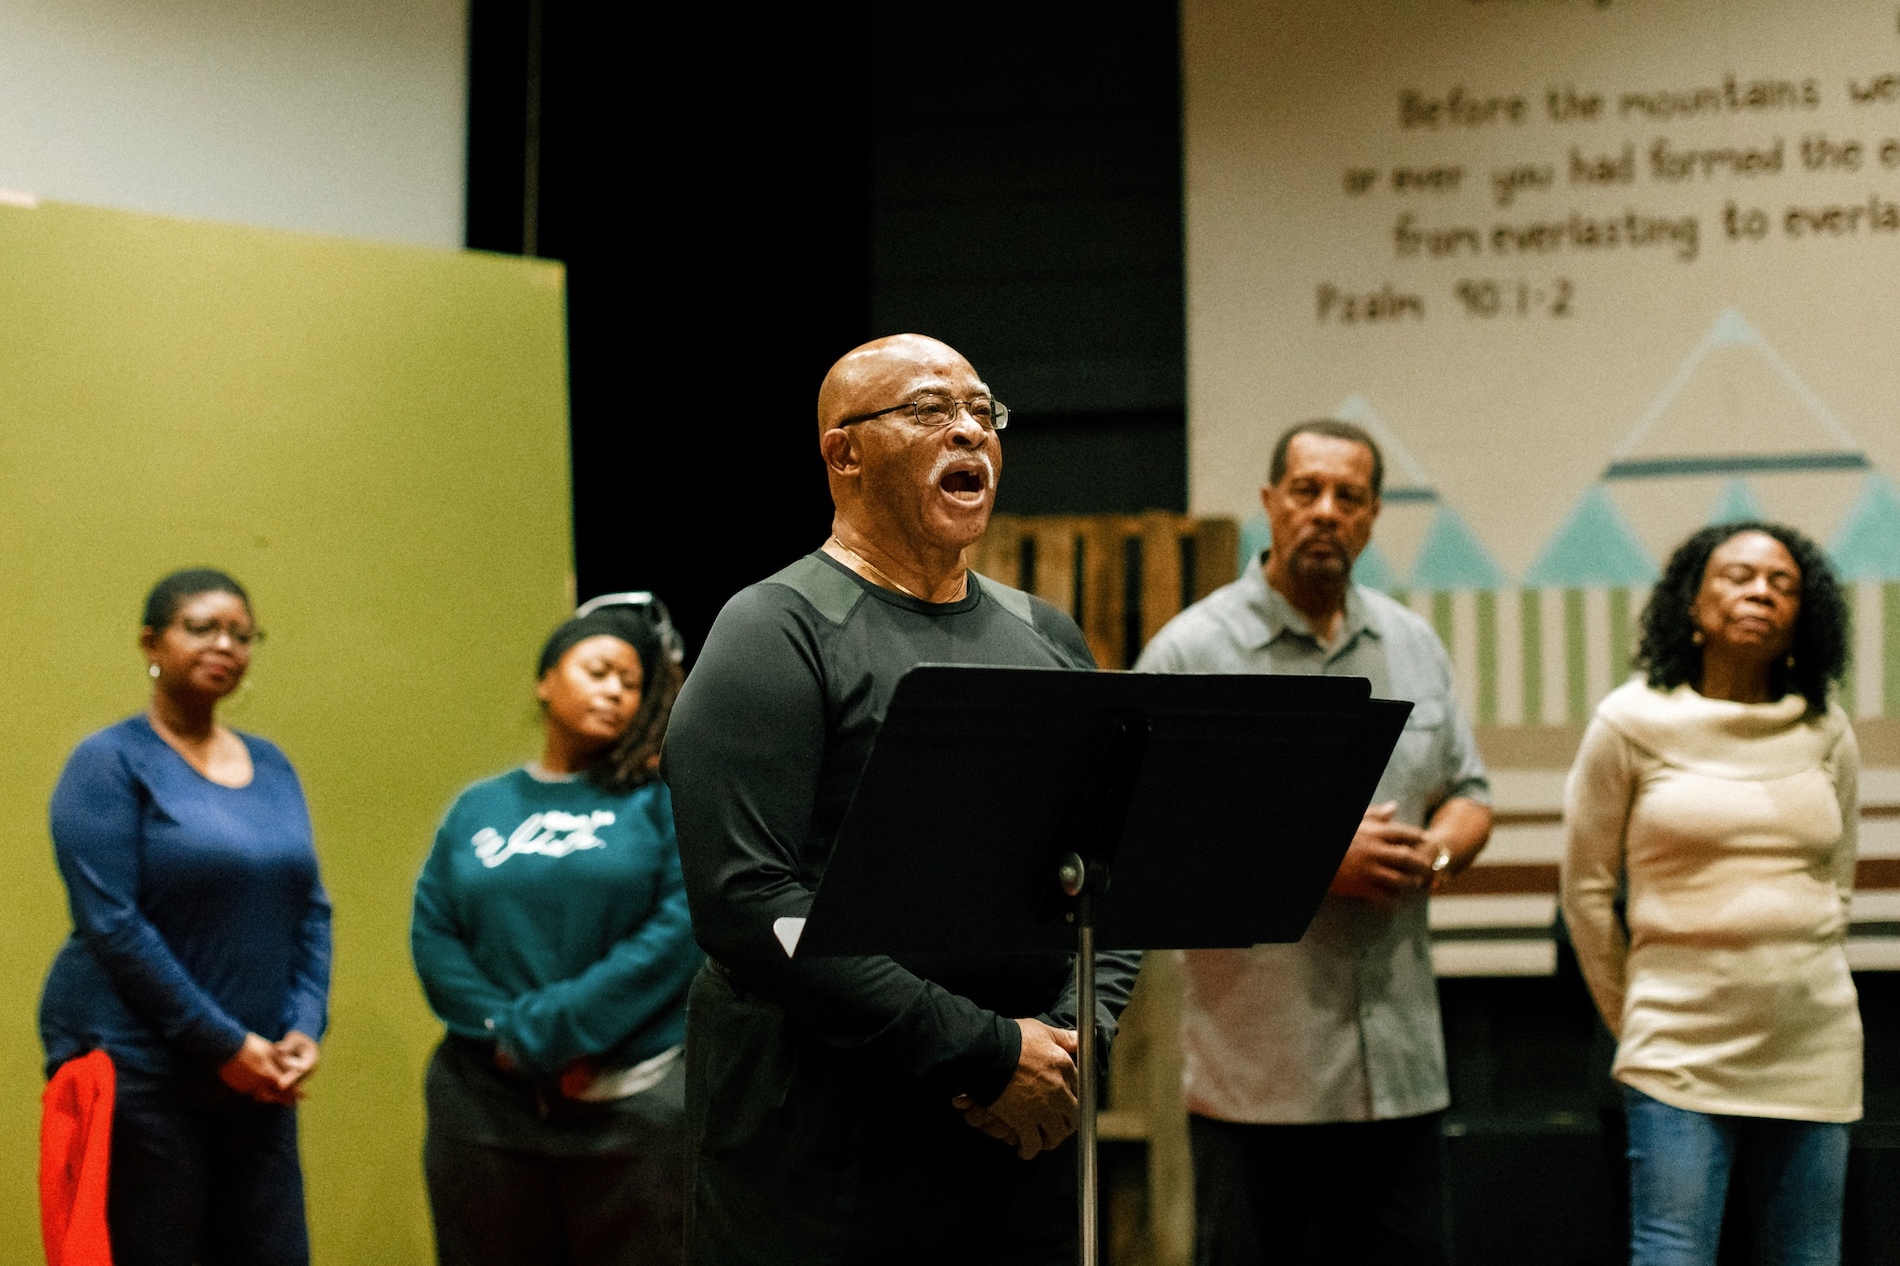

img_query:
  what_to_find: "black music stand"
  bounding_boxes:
[790,665,1411,1266]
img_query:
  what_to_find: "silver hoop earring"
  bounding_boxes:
[149,663,160,679]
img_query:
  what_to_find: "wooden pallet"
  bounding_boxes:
[971,512,1240,671]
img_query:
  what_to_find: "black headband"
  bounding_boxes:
[535,593,682,682]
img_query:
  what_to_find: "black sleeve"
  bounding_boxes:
[1038,949,1144,1051]
[663,586,1022,1104]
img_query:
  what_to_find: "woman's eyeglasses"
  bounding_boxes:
[175,618,264,648]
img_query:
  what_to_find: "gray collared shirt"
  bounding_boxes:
[1134,559,1489,1123]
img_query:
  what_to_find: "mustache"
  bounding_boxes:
[929,449,995,488]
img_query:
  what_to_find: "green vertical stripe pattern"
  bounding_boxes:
[1431,591,1454,656]
[1608,588,1632,690]
[1476,590,1498,724]
[1565,588,1587,723]
[1886,583,1900,718]
[1522,589,1543,726]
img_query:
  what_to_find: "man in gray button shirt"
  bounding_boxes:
[1135,420,1492,1266]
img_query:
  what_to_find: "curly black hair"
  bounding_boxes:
[587,656,684,794]
[1634,520,1848,714]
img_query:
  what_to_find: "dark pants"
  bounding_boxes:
[1190,1111,1451,1266]
[107,1068,309,1266]
[424,1058,687,1266]
[685,963,1077,1265]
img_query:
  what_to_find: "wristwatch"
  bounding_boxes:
[1431,843,1453,879]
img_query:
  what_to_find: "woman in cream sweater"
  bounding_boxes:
[1561,522,1857,1266]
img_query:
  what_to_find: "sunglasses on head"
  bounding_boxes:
[574,592,684,665]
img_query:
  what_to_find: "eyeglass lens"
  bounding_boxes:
[178,619,261,646]
[912,395,1008,430]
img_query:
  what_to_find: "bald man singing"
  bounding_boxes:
[663,335,1141,1263]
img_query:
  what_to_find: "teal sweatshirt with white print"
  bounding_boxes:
[410,768,701,1074]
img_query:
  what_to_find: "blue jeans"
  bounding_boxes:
[1624,1085,1848,1266]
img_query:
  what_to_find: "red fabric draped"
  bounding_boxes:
[41,1049,116,1266]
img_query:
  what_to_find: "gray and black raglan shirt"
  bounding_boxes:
[664,551,1142,1108]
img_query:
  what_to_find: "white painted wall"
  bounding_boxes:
[0,0,467,248]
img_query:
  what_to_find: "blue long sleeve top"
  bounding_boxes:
[410,769,700,1075]
[39,716,332,1078]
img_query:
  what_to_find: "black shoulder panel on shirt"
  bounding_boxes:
[973,571,1037,628]
[973,579,1095,669]
[1029,597,1099,669]
[760,554,864,626]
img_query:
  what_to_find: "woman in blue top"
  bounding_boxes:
[40,568,332,1266]
[413,594,701,1266]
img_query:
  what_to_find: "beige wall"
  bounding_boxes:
[1184,0,1900,561]
[0,0,467,248]
[1184,0,1900,746]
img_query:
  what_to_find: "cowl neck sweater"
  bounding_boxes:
[1600,683,1828,781]
[1560,679,1861,1123]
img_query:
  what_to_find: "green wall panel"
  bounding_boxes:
[0,202,572,1263]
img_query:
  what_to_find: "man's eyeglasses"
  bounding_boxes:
[575,591,684,665]
[837,394,1009,432]
[175,618,264,648]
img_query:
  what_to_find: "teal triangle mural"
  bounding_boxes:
[1353,541,1399,592]
[1237,512,1270,578]
[1408,504,1506,590]
[1831,473,1900,581]
[1707,478,1765,524]
[1525,486,1657,587]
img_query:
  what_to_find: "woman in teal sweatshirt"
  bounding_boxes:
[412,595,701,1266]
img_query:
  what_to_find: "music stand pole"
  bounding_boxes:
[1059,853,1099,1266]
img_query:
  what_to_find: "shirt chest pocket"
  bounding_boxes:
[1380,698,1450,810]
[1402,698,1446,736]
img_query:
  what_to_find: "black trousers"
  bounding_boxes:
[1190,1112,1452,1266]
[424,1058,687,1266]
[107,1068,309,1266]
[685,963,1077,1265]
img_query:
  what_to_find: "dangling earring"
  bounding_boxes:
[148,663,160,679]
[1785,654,1796,669]
[1691,629,1704,646]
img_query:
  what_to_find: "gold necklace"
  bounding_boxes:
[826,537,967,602]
